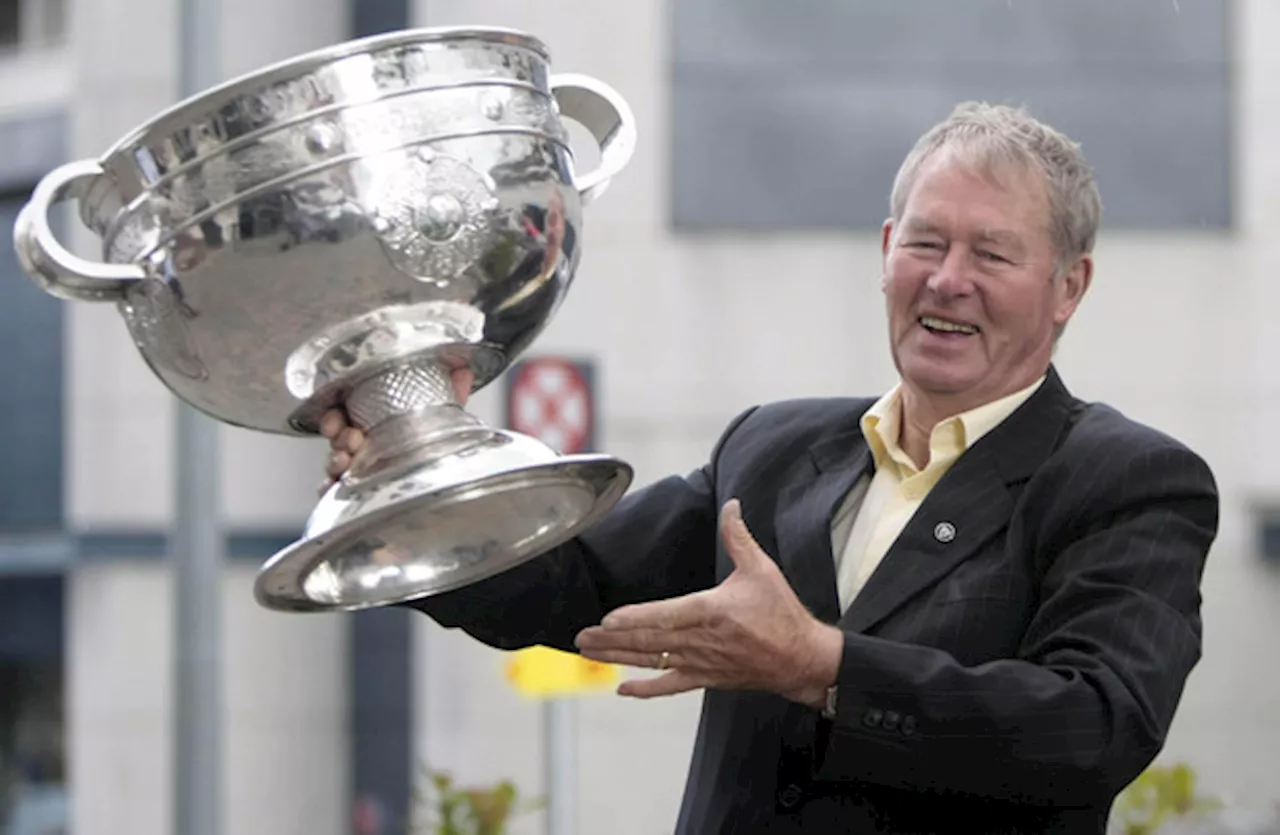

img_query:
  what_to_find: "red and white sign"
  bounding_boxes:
[504,356,596,455]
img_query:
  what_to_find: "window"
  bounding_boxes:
[0,0,65,51]
[671,0,1233,232]
[0,2,17,48]
[0,576,66,835]
[0,193,64,533]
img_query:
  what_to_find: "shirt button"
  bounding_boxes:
[862,707,883,728]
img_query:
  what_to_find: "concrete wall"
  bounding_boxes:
[67,562,349,835]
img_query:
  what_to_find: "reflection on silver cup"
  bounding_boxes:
[12,26,637,612]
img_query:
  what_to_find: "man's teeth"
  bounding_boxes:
[920,316,978,334]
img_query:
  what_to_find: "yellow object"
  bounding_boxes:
[503,646,619,699]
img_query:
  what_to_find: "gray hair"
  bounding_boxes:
[888,101,1102,279]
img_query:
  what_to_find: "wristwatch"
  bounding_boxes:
[821,685,838,720]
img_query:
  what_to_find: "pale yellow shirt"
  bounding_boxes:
[832,376,1046,613]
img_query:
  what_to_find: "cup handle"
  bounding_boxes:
[550,73,637,205]
[12,159,146,303]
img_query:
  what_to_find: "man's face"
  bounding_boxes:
[881,147,1091,408]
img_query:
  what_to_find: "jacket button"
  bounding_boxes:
[862,707,883,728]
[900,715,917,736]
[882,710,900,731]
[777,782,804,809]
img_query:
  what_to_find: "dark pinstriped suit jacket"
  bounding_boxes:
[409,366,1219,834]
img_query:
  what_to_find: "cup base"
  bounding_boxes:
[253,432,631,612]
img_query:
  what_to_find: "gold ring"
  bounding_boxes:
[657,651,671,670]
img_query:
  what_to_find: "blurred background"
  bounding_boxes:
[1,0,1278,833]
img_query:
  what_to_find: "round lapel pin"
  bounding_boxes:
[933,521,956,543]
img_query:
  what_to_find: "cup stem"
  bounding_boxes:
[342,360,489,484]
[345,361,459,430]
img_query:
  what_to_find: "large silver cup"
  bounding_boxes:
[13,27,636,612]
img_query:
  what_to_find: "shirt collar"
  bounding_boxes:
[860,375,1047,476]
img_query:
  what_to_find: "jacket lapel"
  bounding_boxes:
[837,367,1076,635]
[772,418,873,626]
[837,447,1013,634]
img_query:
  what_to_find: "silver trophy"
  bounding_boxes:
[12,27,636,612]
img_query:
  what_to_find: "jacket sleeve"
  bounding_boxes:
[400,407,759,653]
[812,441,1219,807]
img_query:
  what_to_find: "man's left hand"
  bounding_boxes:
[574,499,843,707]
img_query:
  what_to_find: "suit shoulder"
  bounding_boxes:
[1066,400,1197,455]
[704,396,874,483]
[1062,399,1216,482]
[730,396,876,444]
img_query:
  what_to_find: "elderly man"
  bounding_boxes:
[320,102,1218,834]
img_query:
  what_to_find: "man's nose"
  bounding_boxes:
[925,249,976,298]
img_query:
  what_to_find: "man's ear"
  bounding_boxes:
[1052,254,1093,330]
[880,219,895,290]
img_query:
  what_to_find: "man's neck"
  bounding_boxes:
[896,372,1045,469]
[898,390,956,470]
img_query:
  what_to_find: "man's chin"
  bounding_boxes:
[898,357,983,395]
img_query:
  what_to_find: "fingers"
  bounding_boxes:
[597,593,711,632]
[618,669,709,699]
[318,409,364,493]
[578,648,671,669]
[327,428,363,464]
[335,426,364,455]
[581,645,713,700]
[318,409,346,439]
[323,437,361,478]
[316,369,468,495]
[325,449,352,480]
[320,413,364,456]
[320,413,364,450]
[577,623,692,655]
